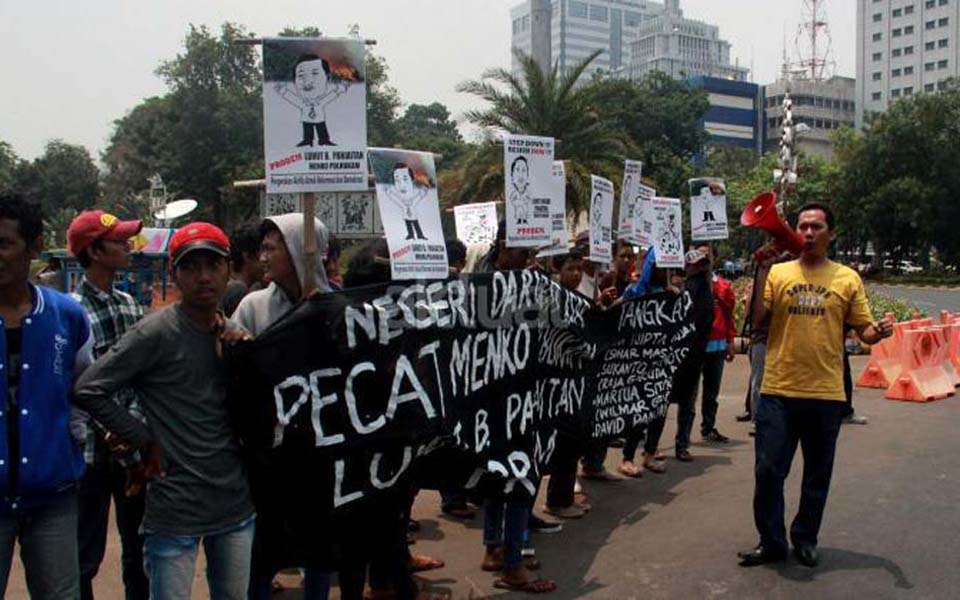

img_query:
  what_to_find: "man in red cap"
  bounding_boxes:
[66,210,150,600]
[75,222,255,599]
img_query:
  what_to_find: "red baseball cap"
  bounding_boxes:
[169,222,230,266]
[67,211,143,256]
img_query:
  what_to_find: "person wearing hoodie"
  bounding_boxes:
[231,213,331,337]
[229,214,332,600]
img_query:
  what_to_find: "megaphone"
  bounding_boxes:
[741,191,805,259]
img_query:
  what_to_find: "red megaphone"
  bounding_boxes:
[741,191,805,258]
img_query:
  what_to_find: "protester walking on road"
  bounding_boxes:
[0,194,94,599]
[739,203,893,568]
[67,210,150,600]
[74,222,256,599]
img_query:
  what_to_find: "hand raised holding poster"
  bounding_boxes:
[651,197,684,268]
[263,38,368,193]
[689,177,729,241]
[618,160,642,242]
[454,202,498,246]
[590,175,615,263]
[503,135,555,247]
[369,148,448,279]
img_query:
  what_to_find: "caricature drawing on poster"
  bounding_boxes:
[634,183,656,247]
[370,148,448,280]
[651,197,684,269]
[263,37,368,193]
[618,160,642,242]
[454,202,498,246]
[503,135,555,247]
[688,177,729,241]
[590,175,615,263]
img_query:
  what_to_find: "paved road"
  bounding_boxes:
[869,284,960,315]
[8,356,960,598]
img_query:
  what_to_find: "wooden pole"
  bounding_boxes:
[301,192,317,297]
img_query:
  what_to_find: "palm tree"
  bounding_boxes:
[454,50,631,216]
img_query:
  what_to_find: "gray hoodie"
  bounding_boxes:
[231,213,330,336]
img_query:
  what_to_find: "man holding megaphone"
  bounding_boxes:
[738,202,893,569]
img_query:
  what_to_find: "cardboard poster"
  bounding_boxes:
[503,135,555,247]
[689,178,729,241]
[369,148,448,280]
[651,197,684,268]
[538,161,570,257]
[453,202,498,246]
[634,183,656,247]
[618,160,643,242]
[589,175,615,263]
[263,37,368,193]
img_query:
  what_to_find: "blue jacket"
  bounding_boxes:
[0,284,92,513]
[623,248,661,299]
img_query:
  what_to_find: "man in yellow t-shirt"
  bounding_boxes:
[738,202,893,569]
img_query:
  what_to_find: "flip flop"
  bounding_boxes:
[618,462,644,478]
[493,578,558,594]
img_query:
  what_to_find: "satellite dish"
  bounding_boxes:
[154,199,198,222]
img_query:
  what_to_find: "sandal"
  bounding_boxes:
[494,578,558,594]
[643,459,666,474]
[618,461,644,478]
[481,546,504,571]
[410,555,444,572]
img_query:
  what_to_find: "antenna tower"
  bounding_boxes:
[794,0,835,81]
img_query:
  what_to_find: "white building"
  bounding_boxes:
[621,0,749,82]
[855,0,960,127]
[764,76,857,159]
[510,0,667,78]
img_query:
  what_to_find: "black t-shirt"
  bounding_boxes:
[6,327,22,491]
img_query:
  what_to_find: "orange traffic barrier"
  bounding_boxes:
[856,313,912,389]
[885,326,956,402]
[941,322,960,387]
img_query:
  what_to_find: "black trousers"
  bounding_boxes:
[300,121,334,146]
[546,435,582,508]
[753,395,845,552]
[77,460,148,600]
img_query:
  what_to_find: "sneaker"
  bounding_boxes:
[843,414,868,425]
[675,449,693,462]
[544,504,586,519]
[703,429,730,443]
[529,515,563,534]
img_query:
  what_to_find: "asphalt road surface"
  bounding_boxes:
[869,284,960,316]
[7,356,960,599]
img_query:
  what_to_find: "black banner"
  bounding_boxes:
[228,269,703,567]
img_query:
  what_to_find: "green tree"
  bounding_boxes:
[455,50,629,215]
[396,102,467,164]
[21,141,100,213]
[0,140,19,194]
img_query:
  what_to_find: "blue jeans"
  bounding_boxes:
[0,491,80,599]
[143,516,255,600]
[753,395,845,553]
[482,500,529,569]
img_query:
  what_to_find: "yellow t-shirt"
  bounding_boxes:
[761,260,874,401]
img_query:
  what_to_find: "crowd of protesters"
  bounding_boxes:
[0,190,890,599]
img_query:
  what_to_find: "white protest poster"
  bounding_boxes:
[589,175,615,263]
[689,177,729,241]
[618,160,643,242]
[538,161,570,257]
[503,134,555,247]
[369,148,448,280]
[263,38,368,193]
[651,197,684,268]
[454,202,498,246]
[634,183,656,247]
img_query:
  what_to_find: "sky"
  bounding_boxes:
[0,0,855,162]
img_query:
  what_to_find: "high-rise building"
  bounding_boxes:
[855,0,960,127]
[763,76,856,159]
[510,0,667,78]
[688,76,763,152]
[621,1,749,82]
